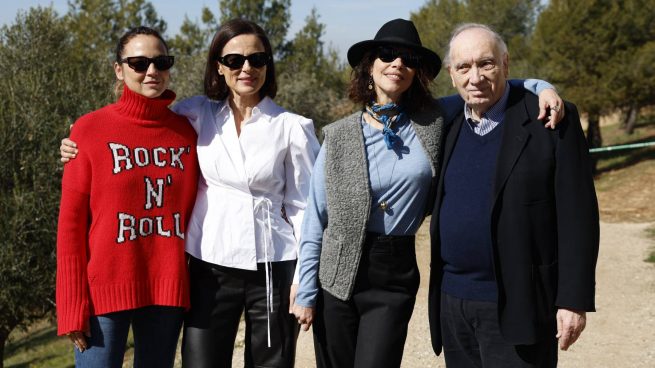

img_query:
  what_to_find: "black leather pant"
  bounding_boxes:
[182,257,299,368]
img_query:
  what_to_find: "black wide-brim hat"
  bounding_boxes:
[347,18,442,79]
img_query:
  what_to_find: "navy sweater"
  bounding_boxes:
[439,119,504,302]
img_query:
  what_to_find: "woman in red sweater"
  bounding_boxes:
[56,26,199,367]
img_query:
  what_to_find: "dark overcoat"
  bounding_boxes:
[428,86,600,355]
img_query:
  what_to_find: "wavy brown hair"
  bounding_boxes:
[347,49,433,113]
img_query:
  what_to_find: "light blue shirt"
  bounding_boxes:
[464,82,511,135]
[295,115,432,307]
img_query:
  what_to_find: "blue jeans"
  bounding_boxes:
[74,305,184,368]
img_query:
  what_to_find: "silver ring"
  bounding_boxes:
[551,105,560,112]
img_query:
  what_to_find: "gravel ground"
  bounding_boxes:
[229,220,655,368]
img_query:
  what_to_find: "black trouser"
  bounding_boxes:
[312,233,420,368]
[440,292,558,368]
[182,257,299,368]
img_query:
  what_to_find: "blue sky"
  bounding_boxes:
[2,0,428,61]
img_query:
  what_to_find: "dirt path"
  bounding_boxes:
[230,221,655,367]
[557,222,655,367]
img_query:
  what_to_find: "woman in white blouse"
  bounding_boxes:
[174,19,319,368]
[61,18,319,368]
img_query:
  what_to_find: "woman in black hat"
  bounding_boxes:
[290,19,447,368]
[291,18,561,368]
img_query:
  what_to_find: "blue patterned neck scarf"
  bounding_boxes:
[365,102,405,149]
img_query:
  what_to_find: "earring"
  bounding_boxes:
[367,76,374,90]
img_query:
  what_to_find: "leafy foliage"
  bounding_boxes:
[531,0,655,170]
[532,0,612,118]
[218,0,291,58]
[0,7,75,363]
[275,8,351,131]
[167,7,217,99]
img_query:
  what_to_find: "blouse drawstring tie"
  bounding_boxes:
[254,197,274,348]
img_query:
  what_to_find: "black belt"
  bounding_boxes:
[365,232,415,246]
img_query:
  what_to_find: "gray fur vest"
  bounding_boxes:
[318,105,443,301]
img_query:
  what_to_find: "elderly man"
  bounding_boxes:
[428,23,599,367]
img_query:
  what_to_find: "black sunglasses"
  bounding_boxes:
[218,52,270,69]
[119,55,175,72]
[376,47,421,68]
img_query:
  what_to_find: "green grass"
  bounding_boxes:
[3,311,245,367]
[645,224,655,263]
[3,320,140,368]
[601,116,655,146]
[594,118,655,174]
[3,320,73,368]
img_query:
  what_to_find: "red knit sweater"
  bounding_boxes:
[56,86,199,335]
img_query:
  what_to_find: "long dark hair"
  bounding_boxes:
[204,19,277,101]
[347,49,433,113]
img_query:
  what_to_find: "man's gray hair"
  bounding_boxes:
[443,23,508,68]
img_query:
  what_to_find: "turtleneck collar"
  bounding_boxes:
[113,85,176,121]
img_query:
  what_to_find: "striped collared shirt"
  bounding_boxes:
[464,82,510,136]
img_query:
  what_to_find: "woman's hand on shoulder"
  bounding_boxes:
[60,138,78,163]
[537,88,565,129]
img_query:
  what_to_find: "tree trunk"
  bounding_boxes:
[620,107,629,129]
[0,329,7,368]
[586,112,603,175]
[624,105,639,135]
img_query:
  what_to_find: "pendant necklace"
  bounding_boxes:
[365,117,398,212]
